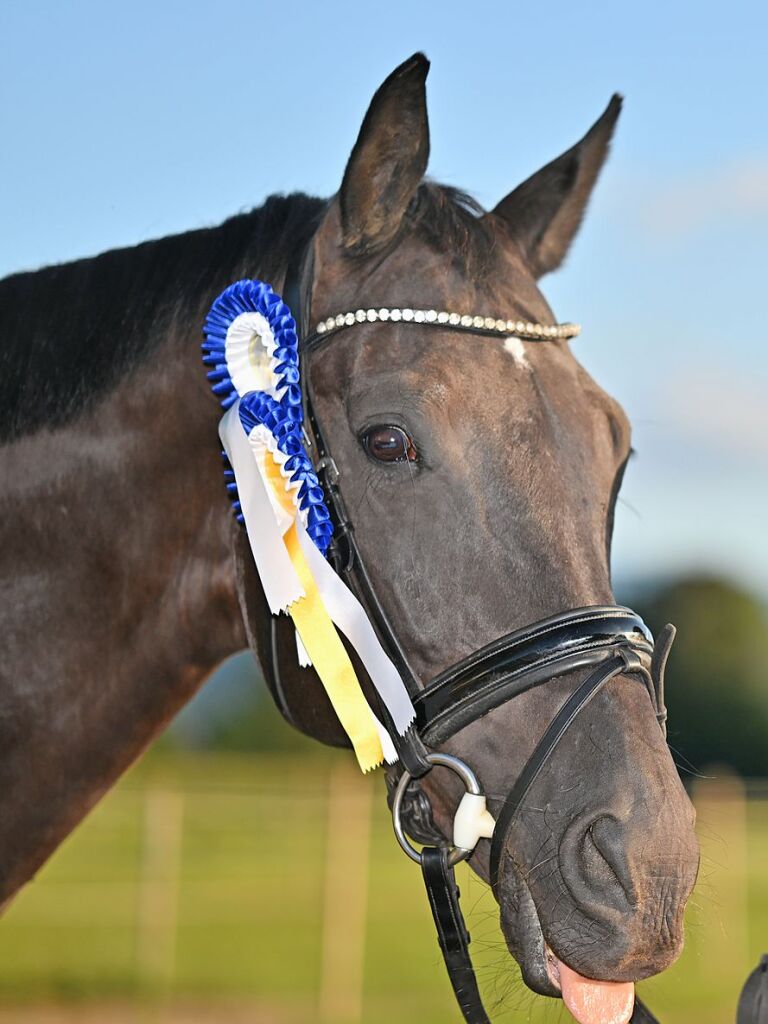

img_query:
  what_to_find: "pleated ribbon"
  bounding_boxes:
[204,279,415,771]
[219,401,413,771]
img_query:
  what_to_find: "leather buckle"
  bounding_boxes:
[316,455,340,487]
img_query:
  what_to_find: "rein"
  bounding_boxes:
[272,254,669,1023]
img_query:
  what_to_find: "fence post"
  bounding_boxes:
[136,787,185,1002]
[318,758,373,1024]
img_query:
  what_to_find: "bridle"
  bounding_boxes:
[265,246,671,1024]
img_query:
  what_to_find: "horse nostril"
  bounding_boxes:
[587,815,637,906]
[559,813,637,913]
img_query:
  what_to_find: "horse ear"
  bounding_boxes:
[491,95,622,278]
[339,53,430,254]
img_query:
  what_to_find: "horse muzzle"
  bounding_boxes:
[387,608,696,1024]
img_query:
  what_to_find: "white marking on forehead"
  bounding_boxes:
[503,336,530,368]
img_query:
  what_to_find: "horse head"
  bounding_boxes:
[289,53,699,1015]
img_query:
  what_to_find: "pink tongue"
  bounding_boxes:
[557,960,635,1024]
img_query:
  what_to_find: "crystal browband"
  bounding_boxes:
[311,307,581,343]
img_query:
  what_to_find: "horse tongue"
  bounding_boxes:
[557,960,635,1024]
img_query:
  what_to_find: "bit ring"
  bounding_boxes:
[391,753,482,866]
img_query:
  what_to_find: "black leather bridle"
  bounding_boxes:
[265,249,672,1024]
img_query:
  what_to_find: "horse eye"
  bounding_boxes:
[362,425,417,463]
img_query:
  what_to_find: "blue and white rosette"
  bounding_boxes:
[203,280,333,553]
[202,280,416,768]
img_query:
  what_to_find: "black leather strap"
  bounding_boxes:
[417,608,653,744]
[490,651,641,888]
[737,954,768,1024]
[631,998,661,1023]
[416,652,660,1024]
[422,831,661,1024]
[650,623,675,734]
[282,243,433,776]
[421,846,490,1024]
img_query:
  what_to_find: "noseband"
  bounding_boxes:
[264,253,671,1024]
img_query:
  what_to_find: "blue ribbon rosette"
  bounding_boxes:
[200,278,416,772]
[202,279,333,554]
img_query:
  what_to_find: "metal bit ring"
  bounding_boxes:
[391,752,482,866]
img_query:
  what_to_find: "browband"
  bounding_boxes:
[305,305,581,348]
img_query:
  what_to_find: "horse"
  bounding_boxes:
[0,52,701,1023]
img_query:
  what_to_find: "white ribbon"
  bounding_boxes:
[374,719,399,764]
[224,311,278,397]
[295,630,312,668]
[219,402,303,614]
[295,516,415,737]
[220,398,416,749]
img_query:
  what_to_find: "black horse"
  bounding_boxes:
[1,52,708,1023]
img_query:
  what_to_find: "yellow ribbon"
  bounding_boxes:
[263,449,297,517]
[265,450,384,772]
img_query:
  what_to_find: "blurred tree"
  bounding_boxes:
[631,577,768,777]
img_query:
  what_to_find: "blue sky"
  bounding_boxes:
[2,0,766,599]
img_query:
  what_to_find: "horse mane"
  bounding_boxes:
[0,193,326,443]
[0,184,491,444]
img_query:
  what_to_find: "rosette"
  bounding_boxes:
[201,279,416,773]
[203,279,298,406]
[202,280,332,554]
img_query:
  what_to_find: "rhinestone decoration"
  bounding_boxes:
[310,308,580,342]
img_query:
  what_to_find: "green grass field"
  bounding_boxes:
[0,751,765,1024]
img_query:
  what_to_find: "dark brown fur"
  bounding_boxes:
[0,52,698,1001]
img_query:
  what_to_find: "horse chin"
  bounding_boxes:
[496,857,560,998]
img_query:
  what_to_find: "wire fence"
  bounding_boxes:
[0,754,765,1024]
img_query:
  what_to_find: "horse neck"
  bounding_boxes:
[0,317,244,901]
